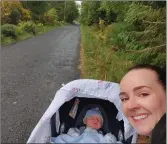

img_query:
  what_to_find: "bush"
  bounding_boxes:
[20,8,31,21]
[98,18,106,30]
[17,21,36,34]
[1,1,23,24]
[47,8,57,21]
[135,52,166,68]
[10,8,21,25]
[152,53,166,67]
[36,22,43,27]
[43,8,58,25]
[1,33,14,44]
[15,25,24,36]
[1,33,5,41]
[1,24,17,38]
[106,23,144,51]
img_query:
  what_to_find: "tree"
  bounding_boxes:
[10,8,21,25]
[21,1,49,22]
[1,1,30,24]
[64,1,79,23]
[80,1,101,25]
[46,1,65,21]
[99,1,131,23]
[43,8,58,25]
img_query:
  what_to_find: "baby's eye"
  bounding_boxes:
[97,118,100,121]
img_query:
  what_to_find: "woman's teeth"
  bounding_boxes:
[133,114,148,120]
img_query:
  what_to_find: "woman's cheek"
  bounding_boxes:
[122,104,128,117]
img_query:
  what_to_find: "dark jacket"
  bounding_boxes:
[151,113,166,144]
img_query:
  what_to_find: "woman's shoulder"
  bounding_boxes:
[151,113,166,144]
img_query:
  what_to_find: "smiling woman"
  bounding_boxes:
[120,64,166,144]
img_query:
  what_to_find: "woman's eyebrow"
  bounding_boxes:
[119,92,127,97]
[133,86,151,91]
[119,86,151,96]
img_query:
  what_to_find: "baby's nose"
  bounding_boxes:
[93,119,98,122]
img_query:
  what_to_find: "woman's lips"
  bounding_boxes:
[132,114,150,121]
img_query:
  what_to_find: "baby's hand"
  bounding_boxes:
[116,141,123,144]
[67,128,80,137]
[104,133,117,143]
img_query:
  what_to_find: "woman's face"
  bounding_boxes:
[120,69,166,136]
[84,115,102,130]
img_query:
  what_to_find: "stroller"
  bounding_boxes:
[27,79,137,143]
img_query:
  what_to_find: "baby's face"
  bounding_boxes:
[84,115,102,130]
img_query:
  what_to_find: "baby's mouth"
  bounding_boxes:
[93,122,97,125]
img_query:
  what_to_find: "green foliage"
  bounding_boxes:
[134,52,166,68]
[2,1,71,46]
[80,25,133,82]
[47,8,57,21]
[124,3,166,53]
[106,23,143,50]
[10,8,21,25]
[64,1,79,23]
[135,53,166,67]
[17,21,36,34]
[43,8,58,25]
[80,1,166,81]
[1,24,17,38]
[47,1,65,21]
[80,1,101,25]
[138,1,166,9]
[40,1,79,23]
[100,1,131,22]
[1,34,15,45]
[21,1,49,22]
[20,8,31,21]
[152,53,166,67]
[36,22,43,27]
[80,1,131,25]
[15,25,24,36]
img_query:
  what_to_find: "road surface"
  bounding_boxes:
[1,25,81,143]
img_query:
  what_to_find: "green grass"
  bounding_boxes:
[80,25,133,82]
[1,24,59,46]
[36,25,58,35]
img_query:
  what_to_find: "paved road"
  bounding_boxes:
[1,25,81,143]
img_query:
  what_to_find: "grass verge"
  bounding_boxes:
[80,25,133,82]
[1,24,62,46]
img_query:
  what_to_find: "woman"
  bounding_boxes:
[119,64,166,144]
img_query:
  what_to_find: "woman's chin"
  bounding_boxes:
[136,128,152,136]
[129,116,153,136]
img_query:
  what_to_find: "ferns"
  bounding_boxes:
[80,1,166,67]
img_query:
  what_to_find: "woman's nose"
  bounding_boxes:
[127,98,140,111]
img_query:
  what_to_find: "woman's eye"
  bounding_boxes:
[121,98,128,102]
[139,93,149,97]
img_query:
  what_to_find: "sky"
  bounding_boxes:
[75,1,81,12]
[75,1,81,5]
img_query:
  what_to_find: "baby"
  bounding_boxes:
[83,108,104,130]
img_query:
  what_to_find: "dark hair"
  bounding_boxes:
[127,64,166,90]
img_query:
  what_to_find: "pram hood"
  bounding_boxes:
[27,79,137,143]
